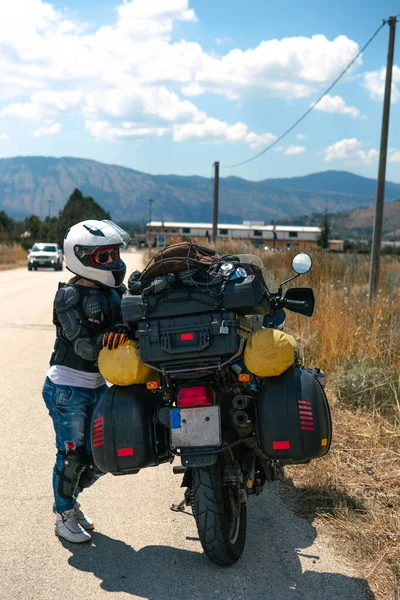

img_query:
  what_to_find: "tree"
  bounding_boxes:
[56,188,111,245]
[24,215,42,239]
[0,211,15,242]
[317,210,330,250]
[17,214,43,249]
[40,217,58,242]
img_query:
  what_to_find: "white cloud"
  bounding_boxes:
[315,94,360,118]
[82,84,206,126]
[245,131,277,148]
[1,91,83,120]
[389,151,400,163]
[363,66,400,102]
[0,133,9,141]
[33,122,61,137]
[173,117,275,147]
[296,133,306,140]
[0,0,362,147]
[190,34,360,100]
[181,83,204,96]
[0,0,59,43]
[1,102,43,120]
[32,91,83,112]
[285,145,306,155]
[116,0,196,39]
[324,138,378,164]
[86,120,169,142]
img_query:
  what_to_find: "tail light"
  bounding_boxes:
[176,385,214,407]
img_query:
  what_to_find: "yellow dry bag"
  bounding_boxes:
[98,340,157,386]
[244,328,297,377]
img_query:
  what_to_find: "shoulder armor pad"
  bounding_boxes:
[54,285,80,313]
[82,291,108,325]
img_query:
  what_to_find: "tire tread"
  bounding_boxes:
[192,463,246,567]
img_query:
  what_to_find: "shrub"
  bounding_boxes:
[331,359,399,417]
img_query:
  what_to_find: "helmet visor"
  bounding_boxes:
[102,220,130,248]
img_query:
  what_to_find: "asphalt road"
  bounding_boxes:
[0,249,373,600]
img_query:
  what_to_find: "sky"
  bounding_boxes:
[0,0,399,182]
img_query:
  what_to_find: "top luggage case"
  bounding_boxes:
[122,273,270,325]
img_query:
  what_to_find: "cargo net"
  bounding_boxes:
[127,239,267,300]
[128,263,225,297]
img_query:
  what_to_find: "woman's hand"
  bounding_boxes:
[102,325,129,350]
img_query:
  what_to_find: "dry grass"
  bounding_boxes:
[0,243,27,268]
[213,240,400,600]
[279,399,400,600]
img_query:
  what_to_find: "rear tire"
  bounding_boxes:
[192,461,246,567]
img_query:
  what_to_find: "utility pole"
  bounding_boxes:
[147,198,154,248]
[47,200,52,219]
[212,161,220,243]
[369,16,397,301]
[147,198,154,225]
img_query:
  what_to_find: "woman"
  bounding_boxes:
[42,219,129,543]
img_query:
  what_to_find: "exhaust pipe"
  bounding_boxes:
[232,394,249,410]
[232,410,250,427]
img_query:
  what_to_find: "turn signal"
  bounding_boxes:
[238,373,251,382]
[146,380,160,390]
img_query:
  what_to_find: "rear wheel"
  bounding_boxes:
[192,461,246,566]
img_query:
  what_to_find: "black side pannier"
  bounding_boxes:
[256,367,331,465]
[135,311,251,369]
[91,385,169,475]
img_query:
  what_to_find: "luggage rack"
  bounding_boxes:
[139,335,247,375]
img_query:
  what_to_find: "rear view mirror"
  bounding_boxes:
[292,253,312,275]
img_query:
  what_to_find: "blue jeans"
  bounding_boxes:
[42,377,108,513]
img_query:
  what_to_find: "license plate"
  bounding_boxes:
[170,406,221,448]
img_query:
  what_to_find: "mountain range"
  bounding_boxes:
[280,199,400,241]
[1,157,400,230]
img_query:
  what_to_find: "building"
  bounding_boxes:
[328,239,345,252]
[146,221,322,250]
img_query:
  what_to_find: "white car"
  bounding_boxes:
[28,243,64,271]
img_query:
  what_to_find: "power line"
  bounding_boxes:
[221,19,388,169]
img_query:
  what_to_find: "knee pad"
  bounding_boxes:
[78,454,105,489]
[55,445,86,500]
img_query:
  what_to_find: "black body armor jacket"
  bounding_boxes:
[50,283,122,373]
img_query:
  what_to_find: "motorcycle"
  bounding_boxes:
[91,252,331,566]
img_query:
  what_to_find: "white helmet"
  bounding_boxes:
[64,219,130,288]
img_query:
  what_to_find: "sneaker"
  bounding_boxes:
[55,507,92,543]
[75,501,95,531]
